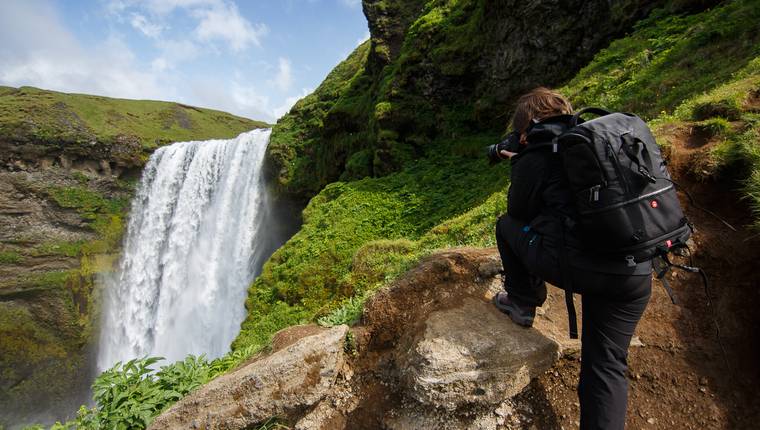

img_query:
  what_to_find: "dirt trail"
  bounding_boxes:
[518,125,760,429]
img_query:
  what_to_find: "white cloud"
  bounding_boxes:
[192,2,268,52]
[129,13,164,38]
[0,0,303,124]
[269,57,293,92]
[0,1,165,100]
[108,0,267,53]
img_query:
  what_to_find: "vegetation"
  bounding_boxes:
[0,86,268,159]
[20,0,760,428]
[38,350,262,430]
[236,0,760,356]
[266,40,371,199]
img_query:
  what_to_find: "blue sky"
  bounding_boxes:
[0,0,369,122]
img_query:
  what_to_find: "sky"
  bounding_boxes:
[0,0,370,123]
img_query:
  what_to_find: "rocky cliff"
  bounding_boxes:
[0,86,267,424]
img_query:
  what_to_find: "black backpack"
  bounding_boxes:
[548,108,695,339]
[557,107,692,264]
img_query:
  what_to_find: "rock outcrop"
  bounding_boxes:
[152,248,568,429]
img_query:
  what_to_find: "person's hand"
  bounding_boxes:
[500,149,517,159]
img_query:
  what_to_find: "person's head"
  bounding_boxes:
[510,87,573,142]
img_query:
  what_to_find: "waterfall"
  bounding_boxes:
[97,129,274,370]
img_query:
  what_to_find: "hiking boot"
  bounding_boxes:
[492,292,536,327]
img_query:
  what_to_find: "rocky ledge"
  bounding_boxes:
[151,248,587,429]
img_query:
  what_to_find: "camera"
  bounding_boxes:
[487,131,521,164]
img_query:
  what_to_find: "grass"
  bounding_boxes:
[562,0,760,119]
[233,147,509,349]
[0,86,269,161]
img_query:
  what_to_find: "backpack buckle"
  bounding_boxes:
[625,255,636,267]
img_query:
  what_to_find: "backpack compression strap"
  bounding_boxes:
[558,217,579,339]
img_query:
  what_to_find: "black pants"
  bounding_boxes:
[496,214,651,430]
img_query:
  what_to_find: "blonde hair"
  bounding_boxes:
[511,87,573,133]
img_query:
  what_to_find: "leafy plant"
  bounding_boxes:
[318,293,368,327]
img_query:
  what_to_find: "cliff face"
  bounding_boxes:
[0,86,267,424]
[265,0,721,202]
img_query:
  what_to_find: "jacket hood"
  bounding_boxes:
[512,114,574,160]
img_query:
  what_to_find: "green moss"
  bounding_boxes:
[47,186,129,222]
[33,241,86,258]
[267,41,371,198]
[234,144,509,350]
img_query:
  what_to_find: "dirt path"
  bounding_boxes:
[518,126,760,429]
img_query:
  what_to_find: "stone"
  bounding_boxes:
[148,325,350,430]
[397,297,559,412]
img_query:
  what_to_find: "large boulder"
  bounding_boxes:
[148,325,350,430]
[398,297,558,411]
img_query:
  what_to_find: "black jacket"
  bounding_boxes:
[506,115,651,275]
[507,116,576,242]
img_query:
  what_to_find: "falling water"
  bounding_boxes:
[97,129,274,370]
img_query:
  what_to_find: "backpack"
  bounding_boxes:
[546,108,695,339]
[556,107,692,264]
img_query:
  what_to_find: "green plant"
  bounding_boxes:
[318,293,368,327]
[256,417,291,430]
[0,250,22,264]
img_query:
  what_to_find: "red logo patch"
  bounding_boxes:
[650,200,659,208]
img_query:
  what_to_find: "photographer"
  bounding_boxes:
[490,88,652,430]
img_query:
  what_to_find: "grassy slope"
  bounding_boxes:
[234,0,760,350]
[0,86,268,162]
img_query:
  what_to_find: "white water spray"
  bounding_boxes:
[98,129,273,370]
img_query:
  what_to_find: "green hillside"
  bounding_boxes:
[237,0,760,351]
[0,86,268,164]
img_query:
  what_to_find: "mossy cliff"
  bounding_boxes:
[264,0,722,203]
[235,0,758,372]
[0,87,267,425]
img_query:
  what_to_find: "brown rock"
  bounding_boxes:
[148,325,350,430]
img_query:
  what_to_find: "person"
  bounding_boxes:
[491,87,652,430]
